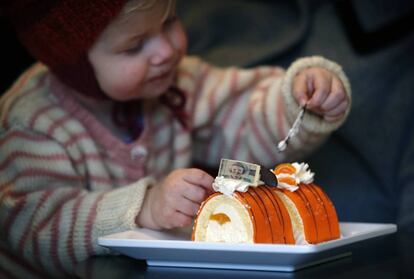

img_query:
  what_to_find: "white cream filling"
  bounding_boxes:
[275,191,308,245]
[205,203,252,243]
[194,195,254,243]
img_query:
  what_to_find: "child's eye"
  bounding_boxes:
[125,40,144,54]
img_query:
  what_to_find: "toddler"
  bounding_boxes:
[0,0,351,277]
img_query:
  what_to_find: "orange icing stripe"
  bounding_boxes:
[263,186,295,244]
[249,188,274,243]
[310,183,340,239]
[283,186,318,243]
[238,190,272,243]
[255,187,285,243]
[300,184,330,243]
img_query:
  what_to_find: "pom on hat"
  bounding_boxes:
[3,0,126,98]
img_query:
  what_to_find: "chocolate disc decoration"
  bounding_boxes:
[260,166,278,187]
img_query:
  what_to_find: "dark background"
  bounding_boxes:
[0,16,33,93]
[2,0,414,230]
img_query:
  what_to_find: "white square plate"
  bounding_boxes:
[98,222,396,272]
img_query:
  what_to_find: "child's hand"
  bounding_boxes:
[292,67,349,122]
[136,169,214,230]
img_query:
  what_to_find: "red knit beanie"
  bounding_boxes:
[3,0,126,99]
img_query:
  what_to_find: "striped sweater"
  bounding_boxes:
[0,56,351,278]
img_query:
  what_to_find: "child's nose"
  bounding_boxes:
[149,34,174,65]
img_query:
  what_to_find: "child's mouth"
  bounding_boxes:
[148,70,172,83]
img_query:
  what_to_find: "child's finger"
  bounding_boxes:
[321,78,346,111]
[307,74,331,109]
[182,184,209,204]
[175,196,200,217]
[324,99,348,118]
[292,72,309,106]
[183,169,214,191]
[324,115,343,123]
[170,211,193,228]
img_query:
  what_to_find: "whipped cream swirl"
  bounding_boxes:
[276,162,314,192]
[212,176,254,196]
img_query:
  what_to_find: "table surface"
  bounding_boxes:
[75,231,414,279]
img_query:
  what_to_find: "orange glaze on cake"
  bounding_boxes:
[240,186,295,244]
[281,183,340,244]
[192,187,295,244]
[192,162,340,245]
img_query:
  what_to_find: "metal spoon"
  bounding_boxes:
[277,105,306,152]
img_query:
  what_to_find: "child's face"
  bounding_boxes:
[88,0,187,101]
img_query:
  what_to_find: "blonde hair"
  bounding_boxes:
[123,0,175,22]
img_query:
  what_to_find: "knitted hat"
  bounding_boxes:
[3,0,126,99]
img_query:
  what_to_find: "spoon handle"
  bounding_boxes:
[277,105,306,152]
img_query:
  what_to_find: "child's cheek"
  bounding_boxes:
[100,67,146,101]
[178,33,188,58]
[171,21,188,57]
[111,83,145,101]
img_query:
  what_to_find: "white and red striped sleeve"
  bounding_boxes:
[0,127,153,275]
[177,56,351,167]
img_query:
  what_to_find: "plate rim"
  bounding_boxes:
[98,222,397,254]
